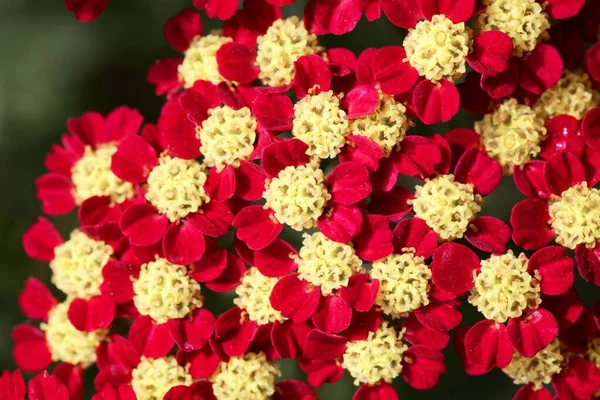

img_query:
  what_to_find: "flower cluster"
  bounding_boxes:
[7,0,600,399]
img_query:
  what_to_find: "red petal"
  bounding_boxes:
[129,316,174,358]
[119,204,167,246]
[372,46,418,95]
[392,217,437,258]
[309,0,363,35]
[28,371,69,400]
[164,8,202,53]
[147,58,182,98]
[583,107,600,150]
[68,296,115,331]
[510,199,553,250]
[481,59,519,99]
[454,148,502,196]
[293,55,332,99]
[158,96,200,160]
[204,253,246,292]
[575,243,600,286]
[414,302,462,332]
[544,0,585,19]
[190,239,228,282]
[353,215,393,261]
[234,161,267,201]
[11,325,52,373]
[311,296,352,333]
[381,0,423,28]
[419,0,474,23]
[430,242,479,296]
[176,344,220,379]
[167,308,215,352]
[67,111,104,146]
[465,216,510,254]
[513,160,552,199]
[402,314,450,351]
[542,288,584,331]
[345,308,382,341]
[585,43,600,84]
[302,329,347,360]
[110,136,158,183]
[273,380,316,400]
[180,80,221,124]
[529,246,574,295]
[353,382,398,400]
[252,94,294,131]
[22,217,62,262]
[163,220,206,265]
[584,146,600,187]
[271,320,312,360]
[344,86,380,119]
[443,128,480,168]
[356,48,377,86]
[402,345,446,390]
[544,151,586,195]
[467,31,512,76]
[254,238,298,277]
[339,274,379,312]
[100,260,139,304]
[186,201,233,237]
[326,162,372,205]
[553,356,600,400]
[217,43,259,84]
[317,204,363,243]
[453,327,492,375]
[103,106,143,142]
[413,80,459,125]
[464,320,513,370]
[64,0,109,22]
[233,205,282,250]
[204,0,238,20]
[514,385,553,400]
[262,139,310,178]
[35,173,76,216]
[204,165,236,202]
[18,278,56,322]
[339,135,385,172]
[52,364,83,400]
[518,44,564,95]
[457,72,496,114]
[270,275,321,323]
[507,308,558,357]
[367,187,413,222]
[214,307,258,357]
[541,115,584,159]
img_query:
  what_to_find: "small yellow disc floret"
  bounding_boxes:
[342,323,407,386]
[411,175,482,241]
[146,156,210,222]
[469,251,541,323]
[475,99,547,174]
[41,302,107,367]
[292,91,349,159]
[478,0,550,57]
[294,232,362,295]
[234,267,285,325]
[178,34,233,87]
[71,144,135,205]
[534,70,599,121]
[502,340,563,389]
[549,183,600,250]
[198,106,257,171]
[263,163,331,231]
[349,94,410,155]
[50,229,113,299]
[131,356,192,400]
[133,258,203,324]
[256,17,320,87]
[404,14,471,82]
[212,352,281,400]
[371,253,431,317]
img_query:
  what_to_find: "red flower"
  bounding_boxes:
[0,368,83,400]
[64,0,109,22]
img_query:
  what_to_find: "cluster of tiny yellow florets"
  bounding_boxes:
[130,356,193,400]
[503,340,563,389]
[475,99,547,174]
[41,302,107,367]
[211,352,281,400]
[132,258,203,324]
[404,14,471,82]
[292,91,349,159]
[294,232,362,295]
[371,252,431,317]
[178,34,233,87]
[469,251,541,323]
[256,17,321,86]
[349,94,410,155]
[477,0,550,57]
[342,323,407,386]
[534,70,599,120]
[71,144,135,205]
[234,267,286,325]
[549,182,600,250]
[146,155,210,222]
[263,163,331,230]
[198,106,257,171]
[411,175,482,241]
[50,229,112,299]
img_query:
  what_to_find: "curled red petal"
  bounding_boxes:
[430,242,479,296]
[64,0,109,22]
[507,308,558,357]
[518,44,564,95]
[176,344,220,379]
[465,216,510,254]
[402,314,450,351]
[372,46,419,95]
[414,302,462,332]
[293,55,332,98]
[167,308,215,352]
[529,246,574,295]
[22,217,62,262]
[234,161,267,201]
[583,107,600,150]
[68,296,115,332]
[204,253,246,293]
[232,205,282,250]
[454,148,502,196]
[273,379,316,400]
[510,199,554,250]
[339,135,385,172]
[120,204,167,246]
[262,139,310,178]
[255,238,298,277]
[163,220,206,265]
[464,320,513,370]
[467,31,513,76]
[544,151,586,196]
[318,204,363,243]
[392,217,437,259]
[326,162,372,205]
[413,79,460,125]
[401,345,446,390]
[367,186,413,222]
[311,296,352,333]
[353,215,393,261]
[147,58,182,98]
[217,43,259,84]
[339,274,379,313]
[513,160,552,199]
[186,201,233,238]
[11,325,52,373]
[110,135,158,184]
[205,165,236,202]
[553,356,600,400]
[541,115,584,159]
[480,59,519,99]
[443,128,480,168]
[270,275,321,323]
[129,316,174,358]
[302,329,347,360]
[214,307,258,357]
[190,239,228,283]
[585,43,600,84]
[575,242,600,286]
[164,8,203,53]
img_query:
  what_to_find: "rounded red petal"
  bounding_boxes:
[381,0,423,28]
[467,31,513,76]
[11,325,52,373]
[186,201,233,238]
[302,329,347,360]
[413,79,460,125]
[339,135,385,172]
[214,307,258,357]
[480,59,519,99]
[158,96,200,160]
[262,139,310,178]
[443,128,480,168]
[163,220,206,265]
[147,58,182,98]
[129,316,174,358]
[454,148,502,196]
[232,205,282,250]
[204,165,236,202]
[392,217,437,259]
[510,199,553,250]
[18,278,56,322]
[372,46,419,95]
[513,160,552,199]
[553,356,600,400]
[583,107,600,150]
[507,308,558,358]
[293,54,332,99]
[401,345,446,390]
[585,43,600,84]
[544,151,586,196]
[353,382,398,400]
[270,275,321,323]
[367,187,413,222]
[401,314,450,351]
[430,242,479,296]
[22,217,62,262]
[271,320,311,360]
[234,161,267,201]
[310,0,363,35]
[529,246,574,295]
[542,288,584,331]
[167,308,215,352]
[176,344,220,379]
[35,173,76,216]
[518,44,564,95]
[311,296,352,333]
[110,136,158,184]
[204,252,246,293]
[28,371,69,400]
[273,380,316,400]
[339,274,379,313]
[252,94,294,131]
[326,162,372,205]
[464,320,513,370]
[120,204,167,246]
[575,242,600,286]
[465,216,510,254]
[100,259,139,304]
[52,363,84,400]
[164,8,203,53]
[68,296,115,332]
[544,0,585,19]
[203,0,238,20]
[64,0,109,22]
[353,215,393,261]
[344,85,380,119]
[514,385,553,400]
[255,238,298,277]
[420,0,474,22]
[541,115,584,160]
[217,43,259,84]
[414,302,462,332]
[317,204,363,243]
[190,239,229,283]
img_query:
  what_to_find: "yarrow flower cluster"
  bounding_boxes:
[6,0,600,399]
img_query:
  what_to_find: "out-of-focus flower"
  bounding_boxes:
[65,0,109,22]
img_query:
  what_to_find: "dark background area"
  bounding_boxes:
[0,1,597,398]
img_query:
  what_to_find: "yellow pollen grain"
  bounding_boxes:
[131,356,192,400]
[342,322,407,386]
[294,232,362,295]
[212,352,280,400]
[197,106,257,171]
[178,34,233,87]
[41,302,107,368]
[549,182,600,250]
[475,99,547,174]
[534,70,600,121]
[132,258,203,324]
[349,94,410,156]
[469,251,541,323]
[256,17,321,87]
[263,163,331,231]
[411,174,482,241]
[234,267,286,325]
[50,229,112,299]
[292,91,349,160]
[502,339,563,389]
[403,14,472,82]
[371,253,431,317]
[145,155,210,222]
[71,144,136,205]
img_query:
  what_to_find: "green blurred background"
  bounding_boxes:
[1,1,597,398]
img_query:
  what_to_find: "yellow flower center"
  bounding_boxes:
[503,340,563,390]
[132,258,203,324]
[131,356,192,400]
[411,175,482,241]
[349,94,410,156]
[404,14,471,82]
[477,0,549,57]
[475,99,547,174]
[294,232,362,295]
[256,17,321,86]
[234,267,286,325]
[342,323,407,386]
[50,229,112,299]
[212,352,280,400]
[41,302,107,367]
[549,183,600,250]
[178,34,233,87]
[263,163,331,231]
[145,156,210,222]
[371,253,431,317]
[71,144,136,205]
[292,91,349,160]
[469,251,541,323]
